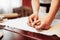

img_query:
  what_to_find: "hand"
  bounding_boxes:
[33,16,52,30]
[27,13,39,27]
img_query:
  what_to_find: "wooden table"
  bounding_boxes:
[0,29,60,40]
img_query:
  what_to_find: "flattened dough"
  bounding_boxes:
[1,17,60,37]
[39,24,60,37]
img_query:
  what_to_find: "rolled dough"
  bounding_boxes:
[0,17,60,37]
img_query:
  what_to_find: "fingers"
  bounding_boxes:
[27,22,31,27]
[28,17,34,27]
[28,15,39,27]
[35,23,44,30]
[32,19,40,27]
[28,16,33,23]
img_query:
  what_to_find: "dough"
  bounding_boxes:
[1,17,60,37]
[39,23,60,37]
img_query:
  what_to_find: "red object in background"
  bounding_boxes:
[22,0,32,8]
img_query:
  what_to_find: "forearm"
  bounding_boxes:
[31,0,40,14]
[47,0,60,22]
[0,13,18,19]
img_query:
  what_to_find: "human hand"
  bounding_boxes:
[27,13,39,27]
[32,16,51,30]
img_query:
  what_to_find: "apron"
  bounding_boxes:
[38,0,60,19]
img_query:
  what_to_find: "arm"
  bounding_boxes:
[47,0,60,24]
[31,0,40,14]
[28,0,40,26]
[31,0,60,30]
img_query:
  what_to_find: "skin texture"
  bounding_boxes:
[28,0,60,30]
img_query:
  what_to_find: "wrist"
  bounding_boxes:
[33,10,38,14]
[46,14,54,25]
[48,12,55,20]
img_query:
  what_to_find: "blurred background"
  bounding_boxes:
[0,0,31,14]
[0,0,22,14]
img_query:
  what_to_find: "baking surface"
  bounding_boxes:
[0,17,60,37]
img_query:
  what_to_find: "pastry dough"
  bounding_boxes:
[39,24,60,37]
[1,17,60,37]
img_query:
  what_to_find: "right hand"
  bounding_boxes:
[27,13,39,27]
